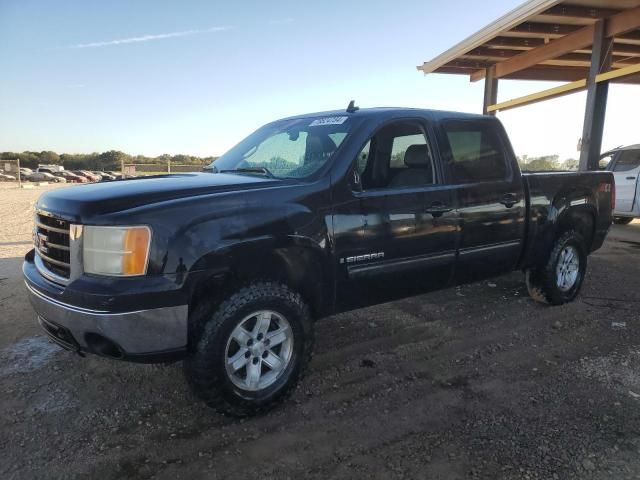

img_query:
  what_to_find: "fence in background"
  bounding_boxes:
[1,159,22,186]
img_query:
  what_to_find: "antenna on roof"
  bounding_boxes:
[346,100,359,113]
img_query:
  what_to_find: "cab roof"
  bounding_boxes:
[277,107,492,123]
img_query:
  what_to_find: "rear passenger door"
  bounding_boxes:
[438,119,526,283]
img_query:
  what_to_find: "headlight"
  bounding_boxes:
[83,226,151,276]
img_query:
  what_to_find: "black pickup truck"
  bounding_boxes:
[24,107,613,416]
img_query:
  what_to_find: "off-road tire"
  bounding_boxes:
[525,230,587,306]
[613,217,633,225]
[185,281,314,417]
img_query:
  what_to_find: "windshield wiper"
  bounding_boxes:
[219,167,275,178]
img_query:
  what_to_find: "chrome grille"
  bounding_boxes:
[35,213,71,279]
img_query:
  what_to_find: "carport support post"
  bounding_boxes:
[483,66,498,116]
[578,20,612,171]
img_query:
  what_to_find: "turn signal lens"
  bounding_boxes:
[123,227,151,275]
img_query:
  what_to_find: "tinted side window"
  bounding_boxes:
[390,134,426,169]
[444,122,508,183]
[613,150,640,172]
[354,120,435,190]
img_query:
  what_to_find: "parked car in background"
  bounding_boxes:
[26,171,66,183]
[20,167,33,176]
[53,171,86,183]
[600,144,640,224]
[96,172,116,181]
[67,172,90,182]
[37,164,64,173]
[0,173,17,181]
[72,170,100,182]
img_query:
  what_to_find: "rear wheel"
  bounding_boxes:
[185,282,314,417]
[613,216,634,225]
[525,230,587,305]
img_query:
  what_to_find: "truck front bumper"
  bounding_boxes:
[23,252,188,363]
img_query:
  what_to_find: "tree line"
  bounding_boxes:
[0,150,218,171]
[517,155,579,171]
[1,150,578,173]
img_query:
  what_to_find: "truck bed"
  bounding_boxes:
[519,171,613,270]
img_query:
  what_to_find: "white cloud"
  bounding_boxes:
[68,26,231,49]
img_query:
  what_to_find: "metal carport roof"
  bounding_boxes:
[416,0,640,169]
[418,0,640,88]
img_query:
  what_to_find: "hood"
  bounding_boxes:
[36,172,280,219]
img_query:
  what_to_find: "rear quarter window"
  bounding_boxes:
[443,121,509,183]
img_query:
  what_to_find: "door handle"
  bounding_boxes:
[626,176,636,180]
[425,202,453,217]
[500,193,518,208]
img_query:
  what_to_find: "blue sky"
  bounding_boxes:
[1,0,638,159]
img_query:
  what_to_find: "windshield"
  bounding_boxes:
[208,115,355,179]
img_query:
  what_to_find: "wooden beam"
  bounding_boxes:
[618,30,640,41]
[486,79,586,112]
[435,67,479,75]
[541,56,638,69]
[464,47,523,59]
[485,63,640,112]
[578,43,640,57]
[539,5,620,20]
[462,47,638,67]
[445,59,494,69]
[595,62,640,82]
[470,25,593,82]
[484,36,545,49]
[507,22,581,37]
[475,6,640,82]
[502,65,589,82]
[611,43,640,56]
[607,6,640,37]
[494,25,595,79]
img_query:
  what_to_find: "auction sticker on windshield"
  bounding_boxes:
[309,116,348,126]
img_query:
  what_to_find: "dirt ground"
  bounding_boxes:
[2,182,640,480]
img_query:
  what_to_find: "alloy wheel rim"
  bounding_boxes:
[225,310,293,391]
[556,245,580,292]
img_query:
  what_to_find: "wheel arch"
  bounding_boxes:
[185,235,331,349]
[554,204,597,251]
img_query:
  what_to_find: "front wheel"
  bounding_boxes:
[185,282,314,417]
[526,230,587,305]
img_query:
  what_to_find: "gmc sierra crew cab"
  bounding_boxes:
[24,106,614,416]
